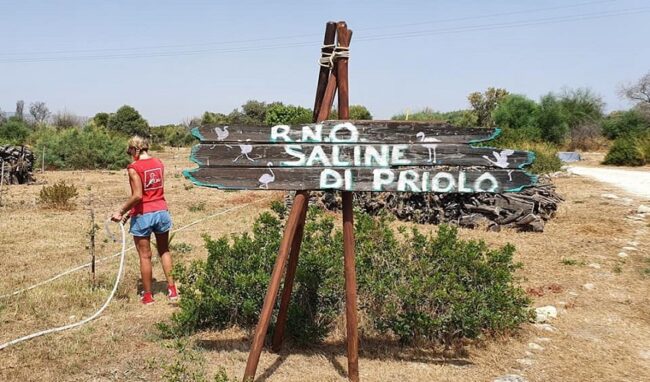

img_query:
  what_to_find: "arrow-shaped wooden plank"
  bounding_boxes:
[184,166,536,193]
[190,143,534,169]
[195,121,499,144]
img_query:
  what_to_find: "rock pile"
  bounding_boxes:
[0,145,36,185]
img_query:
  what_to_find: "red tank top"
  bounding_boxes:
[127,157,168,216]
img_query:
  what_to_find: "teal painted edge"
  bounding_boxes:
[468,127,501,145]
[188,144,203,166]
[182,168,243,190]
[191,127,205,141]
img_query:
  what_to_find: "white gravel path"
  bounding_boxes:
[567,166,650,199]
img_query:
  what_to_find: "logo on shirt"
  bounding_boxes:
[144,168,163,191]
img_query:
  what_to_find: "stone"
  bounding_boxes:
[601,193,619,199]
[494,375,528,382]
[536,337,551,342]
[618,252,628,258]
[534,323,556,332]
[516,358,534,367]
[622,246,638,251]
[588,263,601,269]
[528,342,544,351]
[583,283,595,290]
[535,306,558,323]
[638,205,650,214]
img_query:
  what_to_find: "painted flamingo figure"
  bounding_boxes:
[233,139,255,162]
[483,149,514,168]
[416,132,441,163]
[258,162,275,189]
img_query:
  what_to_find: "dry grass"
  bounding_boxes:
[1,147,649,381]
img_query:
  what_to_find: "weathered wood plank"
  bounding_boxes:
[183,166,536,193]
[190,143,534,169]
[195,121,498,144]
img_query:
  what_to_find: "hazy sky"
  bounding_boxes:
[1,0,649,125]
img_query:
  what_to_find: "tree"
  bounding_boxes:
[93,112,110,128]
[329,104,373,120]
[0,107,6,125]
[15,100,24,121]
[0,119,30,144]
[241,100,269,125]
[264,103,312,126]
[29,101,51,124]
[558,88,604,129]
[468,88,509,127]
[107,105,149,137]
[492,94,538,130]
[537,94,569,145]
[601,110,650,139]
[201,111,229,125]
[620,71,650,104]
[53,111,83,129]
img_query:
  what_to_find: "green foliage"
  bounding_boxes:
[227,100,273,125]
[200,112,229,125]
[329,105,374,120]
[161,339,235,382]
[0,119,30,145]
[151,124,195,147]
[107,105,149,137]
[558,88,604,130]
[391,108,477,127]
[492,95,539,136]
[601,110,650,139]
[603,135,647,166]
[468,87,509,127]
[264,103,312,126]
[32,127,130,170]
[39,180,78,209]
[163,208,530,347]
[92,112,109,128]
[537,94,569,145]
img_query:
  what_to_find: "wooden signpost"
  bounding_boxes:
[184,21,536,382]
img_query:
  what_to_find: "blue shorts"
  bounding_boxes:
[130,210,173,237]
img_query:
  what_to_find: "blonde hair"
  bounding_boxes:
[127,136,149,154]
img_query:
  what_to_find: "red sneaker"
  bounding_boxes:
[167,284,179,301]
[141,291,155,305]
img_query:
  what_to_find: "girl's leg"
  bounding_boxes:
[154,231,175,286]
[134,236,153,294]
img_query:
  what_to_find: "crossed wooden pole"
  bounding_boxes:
[243,21,360,382]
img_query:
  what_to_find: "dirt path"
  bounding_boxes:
[567,166,650,199]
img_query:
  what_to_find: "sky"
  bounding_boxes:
[1,0,649,125]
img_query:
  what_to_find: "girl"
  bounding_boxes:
[112,136,178,305]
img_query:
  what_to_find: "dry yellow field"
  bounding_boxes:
[1,148,649,381]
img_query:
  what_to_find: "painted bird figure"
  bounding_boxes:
[483,149,515,168]
[214,126,229,141]
[233,139,255,162]
[416,132,441,163]
[258,162,275,189]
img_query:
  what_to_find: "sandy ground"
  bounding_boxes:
[568,166,650,198]
[0,148,649,382]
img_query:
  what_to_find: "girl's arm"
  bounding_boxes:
[111,168,143,221]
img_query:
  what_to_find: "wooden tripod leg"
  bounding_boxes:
[342,191,360,382]
[271,196,308,352]
[243,191,309,381]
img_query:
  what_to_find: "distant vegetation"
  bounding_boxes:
[2,71,649,169]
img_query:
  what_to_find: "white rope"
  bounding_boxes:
[0,196,272,299]
[318,44,350,68]
[0,221,127,350]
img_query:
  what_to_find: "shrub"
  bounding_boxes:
[107,105,149,137]
[601,110,650,139]
[0,119,30,145]
[150,124,195,147]
[39,180,78,209]
[265,103,312,126]
[487,129,562,174]
[32,127,130,170]
[536,94,569,145]
[162,208,530,347]
[603,136,646,166]
[492,94,539,134]
[391,108,478,127]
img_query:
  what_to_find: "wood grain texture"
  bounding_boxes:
[184,166,536,193]
[190,143,533,169]
[195,121,499,144]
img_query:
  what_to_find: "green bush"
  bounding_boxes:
[150,124,195,147]
[264,103,312,126]
[107,105,149,137]
[536,94,569,145]
[486,128,562,174]
[0,119,30,145]
[601,110,650,139]
[32,127,130,170]
[603,135,646,166]
[161,208,530,347]
[391,108,478,127]
[39,180,78,209]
